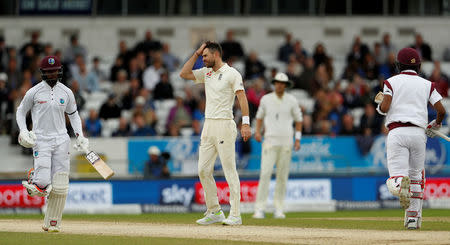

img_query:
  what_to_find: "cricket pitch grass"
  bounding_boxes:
[1,209,449,244]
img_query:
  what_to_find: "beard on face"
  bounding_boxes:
[205,60,215,68]
[45,79,58,87]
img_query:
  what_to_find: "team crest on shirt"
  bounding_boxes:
[34,151,39,158]
[60,98,65,104]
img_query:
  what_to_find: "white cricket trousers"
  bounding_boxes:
[255,142,292,212]
[32,134,71,188]
[198,119,240,216]
[386,127,426,180]
[386,126,426,217]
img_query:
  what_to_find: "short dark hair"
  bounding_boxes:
[396,63,420,73]
[204,41,222,57]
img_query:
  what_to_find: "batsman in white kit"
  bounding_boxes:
[16,56,89,232]
[180,41,251,225]
[375,48,446,229]
[252,73,302,219]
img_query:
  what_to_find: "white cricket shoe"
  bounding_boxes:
[22,181,52,197]
[196,210,225,225]
[222,215,242,225]
[405,218,419,230]
[252,210,265,219]
[399,176,411,210]
[274,210,286,219]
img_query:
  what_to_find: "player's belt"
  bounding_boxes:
[387,122,418,131]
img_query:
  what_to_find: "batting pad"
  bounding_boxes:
[44,172,69,229]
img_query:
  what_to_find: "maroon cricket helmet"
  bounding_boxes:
[40,56,62,71]
[397,47,421,66]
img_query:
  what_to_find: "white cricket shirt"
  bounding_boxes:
[384,70,442,129]
[256,92,303,146]
[192,63,244,119]
[16,81,77,136]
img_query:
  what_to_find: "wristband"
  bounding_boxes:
[242,116,250,125]
[295,131,302,140]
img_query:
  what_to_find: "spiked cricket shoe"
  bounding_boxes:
[222,215,242,225]
[399,176,411,209]
[196,210,225,225]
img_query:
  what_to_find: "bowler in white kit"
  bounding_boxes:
[16,56,89,232]
[252,72,302,219]
[376,48,446,229]
[180,41,251,226]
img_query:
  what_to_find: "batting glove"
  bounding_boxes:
[374,91,384,104]
[18,130,36,148]
[376,104,387,116]
[74,135,89,153]
[426,119,441,138]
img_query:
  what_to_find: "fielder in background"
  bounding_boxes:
[375,48,446,229]
[16,56,89,232]
[180,41,251,226]
[252,73,302,219]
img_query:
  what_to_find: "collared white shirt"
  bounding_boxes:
[193,63,244,119]
[384,70,442,129]
[256,92,303,146]
[16,81,77,136]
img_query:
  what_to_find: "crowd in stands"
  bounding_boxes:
[0,30,449,153]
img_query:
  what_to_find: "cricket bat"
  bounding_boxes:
[84,150,115,180]
[430,129,450,142]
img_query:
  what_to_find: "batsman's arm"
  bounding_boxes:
[433,100,446,125]
[179,43,206,80]
[67,111,84,138]
[16,90,33,131]
[379,94,392,114]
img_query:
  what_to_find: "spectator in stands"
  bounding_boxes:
[21,45,35,72]
[220,30,245,62]
[302,114,314,135]
[314,64,331,91]
[63,34,87,64]
[162,43,180,72]
[328,91,347,135]
[192,98,205,136]
[246,77,266,119]
[20,31,43,57]
[131,113,156,136]
[69,80,85,111]
[110,57,124,82]
[127,57,143,83]
[85,109,102,137]
[0,73,8,132]
[379,33,396,64]
[21,69,37,88]
[312,43,329,68]
[133,95,157,127]
[99,93,122,120]
[91,57,107,82]
[296,57,315,94]
[278,33,294,63]
[43,43,53,56]
[339,113,357,135]
[166,92,192,134]
[359,103,383,135]
[122,78,141,110]
[347,36,369,66]
[117,40,134,70]
[244,51,266,80]
[112,117,131,137]
[143,51,165,91]
[73,62,99,93]
[0,36,7,71]
[134,30,162,58]
[379,52,397,79]
[373,42,384,65]
[54,49,71,83]
[153,71,174,100]
[361,53,379,80]
[316,120,332,135]
[112,69,130,98]
[410,33,432,62]
[429,61,449,97]
[293,40,308,65]
[5,57,20,91]
[144,146,170,179]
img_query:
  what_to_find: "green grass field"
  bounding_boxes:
[1,209,449,245]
